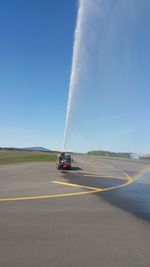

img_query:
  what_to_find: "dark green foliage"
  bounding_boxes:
[87,150,131,158]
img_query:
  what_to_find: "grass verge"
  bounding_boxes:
[0,151,57,165]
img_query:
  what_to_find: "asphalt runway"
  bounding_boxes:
[0,156,150,267]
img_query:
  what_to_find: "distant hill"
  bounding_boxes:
[0,147,51,152]
[87,150,131,158]
[23,147,51,152]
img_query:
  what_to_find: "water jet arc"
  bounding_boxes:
[63,0,85,151]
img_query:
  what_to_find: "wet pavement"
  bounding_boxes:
[71,156,150,222]
[100,172,150,222]
[0,158,150,267]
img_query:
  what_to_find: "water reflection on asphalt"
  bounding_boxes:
[63,163,150,222]
[100,172,150,222]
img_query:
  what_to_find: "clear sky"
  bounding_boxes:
[0,0,150,153]
[0,0,77,151]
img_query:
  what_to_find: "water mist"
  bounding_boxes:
[63,0,87,151]
[63,0,149,153]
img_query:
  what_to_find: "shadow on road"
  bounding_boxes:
[62,168,150,223]
[71,166,83,171]
[98,181,150,223]
[61,166,83,174]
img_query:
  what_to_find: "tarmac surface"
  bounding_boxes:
[0,155,150,267]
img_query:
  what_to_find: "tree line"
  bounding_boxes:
[87,150,131,158]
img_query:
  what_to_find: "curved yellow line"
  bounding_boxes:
[0,163,133,202]
[0,190,101,202]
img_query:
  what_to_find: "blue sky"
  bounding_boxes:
[0,0,77,151]
[0,0,150,153]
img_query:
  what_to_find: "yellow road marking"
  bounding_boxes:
[0,189,100,202]
[100,177,132,192]
[52,176,132,193]
[0,162,133,202]
[51,181,102,191]
[83,174,127,180]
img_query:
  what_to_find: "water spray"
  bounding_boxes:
[62,0,141,153]
[63,0,86,151]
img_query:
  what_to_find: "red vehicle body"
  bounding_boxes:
[57,155,72,170]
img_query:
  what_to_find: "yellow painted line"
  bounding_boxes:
[83,174,127,180]
[87,163,133,191]
[51,181,102,191]
[52,175,133,193]
[100,177,133,192]
[0,189,101,202]
[74,161,133,191]
[0,163,133,202]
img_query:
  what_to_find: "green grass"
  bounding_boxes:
[0,151,57,165]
